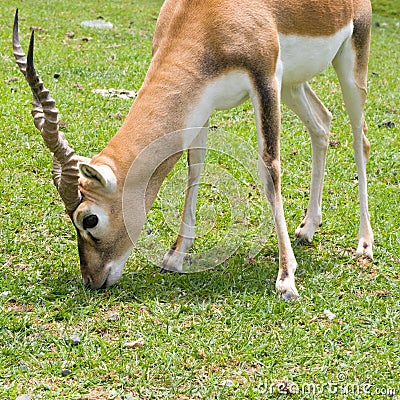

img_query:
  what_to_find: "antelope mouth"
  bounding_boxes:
[100,275,110,290]
[84,267,111,290]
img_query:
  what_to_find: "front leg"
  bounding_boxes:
[162,127,207,272]
[253,76,299,299]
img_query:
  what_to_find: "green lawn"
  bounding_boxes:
[371,0,400,17]
[1,1,399,399]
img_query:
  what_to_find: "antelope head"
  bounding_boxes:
[13,11,133,289]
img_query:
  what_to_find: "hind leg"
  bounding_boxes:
[333,33,373,259]
[281,82,332,242]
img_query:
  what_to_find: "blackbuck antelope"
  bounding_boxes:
[13,0,373,299]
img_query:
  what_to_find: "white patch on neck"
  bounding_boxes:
[278,23,353,85]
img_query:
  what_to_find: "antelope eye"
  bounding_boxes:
[83,215,99,230]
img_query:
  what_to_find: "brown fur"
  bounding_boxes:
[352,0,372,95]
[99,0,371,176]
[72,0,372,290]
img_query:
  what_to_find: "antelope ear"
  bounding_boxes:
[79,163,117,192]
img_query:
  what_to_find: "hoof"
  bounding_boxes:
[295,224,316,243]
[295,216,321,243]
[293,234,312,246]
[294,230,313,244]
[276,279,299,300]
[355,237,373,261]
[160,266,185,274]
[161,249,185,273]
[281,288,300,301]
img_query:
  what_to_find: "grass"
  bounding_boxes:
[371,0,400,18]
[0,1,399,399]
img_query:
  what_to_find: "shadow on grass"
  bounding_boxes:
[2,227,354,316]
[44,242,338,307]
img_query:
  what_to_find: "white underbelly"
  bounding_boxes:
[186,24,353,129]
[279,23,353,85]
